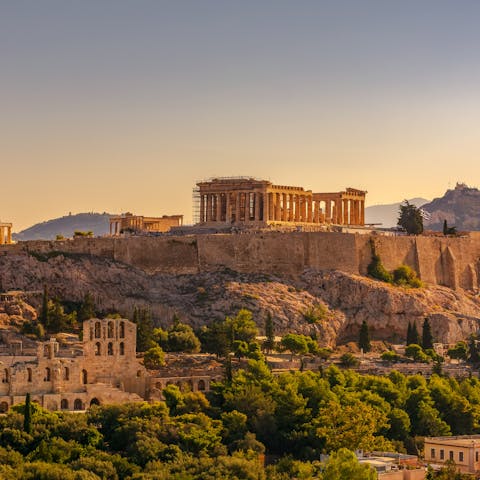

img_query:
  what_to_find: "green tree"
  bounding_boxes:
[422,318,434,350]
[322,448,376,480]
[23,393,31,434]
[468,336,480,364]
[263,313,275,353]
[407,321,420,346]
[78,292,96,322]
[199,321,230,358]
[143,346,165,369]
[443,219,448,235]
[164,320,201,353]
[398,200,424,235]
[340,352,360,367]
[281,334,309,361]
[133,307,154,352]
[367,240,393,283]
[405,344,430,363]
[448,342,468,361]
[228,309,259,344]
[358,320,371,353]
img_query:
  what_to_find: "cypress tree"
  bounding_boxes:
[23,392,32,434]
[443,219,448,236]
[406,322,412,345]
[422,318,434,350]
[78,292,95,321]
[358,320,371,353]
[264,313,275,353]
[468,336,480,364]
[411,322,420,346]
[134,307,154,352]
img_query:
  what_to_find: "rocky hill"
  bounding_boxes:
[365,197,428,228]
[13,212,112,241]
[1,249,479,345]
[422,183,480,231]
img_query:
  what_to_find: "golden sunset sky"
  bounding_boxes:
[1,1,480,230]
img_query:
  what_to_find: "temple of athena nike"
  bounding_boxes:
[194,177,366,228]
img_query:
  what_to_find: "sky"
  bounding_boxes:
[1,0,480,231]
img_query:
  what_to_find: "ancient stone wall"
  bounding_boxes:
[3,232,480,289]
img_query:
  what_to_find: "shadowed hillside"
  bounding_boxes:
[13,212,113,241]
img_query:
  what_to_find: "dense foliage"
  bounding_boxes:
[398,200,424,235]
[3,364,480,479]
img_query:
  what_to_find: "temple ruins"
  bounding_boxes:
[194,177,366,228]
[109,213,183,235]
[0,222,13,244]
[0,317,221,412]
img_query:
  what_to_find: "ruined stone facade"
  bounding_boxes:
[0,318,219,413]
[195,177,366,227]
[0,222,12,244]
[109,213,183,235]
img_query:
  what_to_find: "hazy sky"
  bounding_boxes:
[2,1,480,230]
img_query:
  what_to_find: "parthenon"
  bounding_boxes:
[0,222,13,244]
[195,178,366,227]
[109,213,183,236]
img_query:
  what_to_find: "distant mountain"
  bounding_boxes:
[14,213,113,241]
[422,183,480,231]
[365,198,429,228]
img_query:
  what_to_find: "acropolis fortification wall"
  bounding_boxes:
[3,232,480,290]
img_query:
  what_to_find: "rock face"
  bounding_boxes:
[1,251,479,346]
[423,183,480,231]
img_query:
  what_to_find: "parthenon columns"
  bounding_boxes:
[0,224,13,244]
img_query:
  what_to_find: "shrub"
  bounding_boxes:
[303,304,328,324]
[381,351,399,363]
[392,265,423,288]
[340,353,360,367]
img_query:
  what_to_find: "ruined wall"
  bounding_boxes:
[3,232,480,290]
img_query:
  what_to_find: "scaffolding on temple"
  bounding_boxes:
[192,184,201,225]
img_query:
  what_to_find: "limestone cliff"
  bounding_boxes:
[1,250,479,346]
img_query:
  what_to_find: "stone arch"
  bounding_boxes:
[0,401,9,413]
[90,397,100,406]
[44,367,51,382]
[60,399,69,410]
[119,342,125,355]
[64,367,70,381]
[95,342,101,356]
[108,342,113,356]
[82,369,88,384]
[119,321,125,338]
[2,369,9,383]
[198,379,206,391]
[107,321,114,338]
[74,399,83,411]
[94,322,101,339]
[27,368,32,382]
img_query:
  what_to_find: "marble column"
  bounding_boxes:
[254,192,261,221]
[275,193,281,221]
[225,193,231,223]
[307,197,313,222]
[0,228,4,244]
[262,192,268,222]
[282,193,288,221]
[268,192,274,221]
[216,194,222,222]
[206,194,212,222]
[235,192,241,222]
[326,200,331,222]
[343,199,349,225]
[337,199,343,225]
[360,200,365,225]
[244,192,250,221]
[200,195,205,223]
[294,195,299,221]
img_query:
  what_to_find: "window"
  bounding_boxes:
[61,399,69,410]
[107,321,114,338]
[431,448,435,459]
[44,367,51,382]
[94,322,101,339]
[119,342,125,355]
[119,322,125,338]
[27,368,32,382]
[82,369,88,384]
[2,369,9,384]
[440,449,444,460]
[64,367,69,381]
[198,379,206,391]
[450,451,454,461]
[95,342,101,356]
[459,452,464,462]
[108,342,113,355]
[476,451,479,462]
[74,399,83,411]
